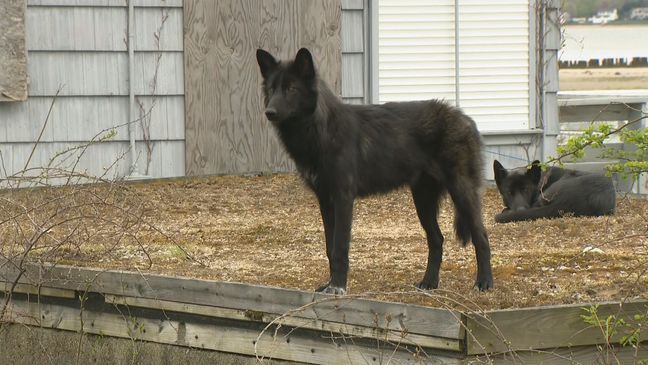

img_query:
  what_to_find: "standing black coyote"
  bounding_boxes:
[256,48,493,294]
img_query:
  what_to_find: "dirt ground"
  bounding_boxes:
[560,67,648,91]
[7,173,645,311]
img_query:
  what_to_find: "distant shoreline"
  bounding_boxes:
[565,21,648,26]
[559,67,648,91]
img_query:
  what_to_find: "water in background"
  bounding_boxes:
[561,25,648,63]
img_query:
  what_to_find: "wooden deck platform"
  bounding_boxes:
[1,259,646,364]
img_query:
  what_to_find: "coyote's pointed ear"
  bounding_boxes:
[527,160,542,185]
[493,160,507,188]
[256,49,278,79]
[294,48,315,80]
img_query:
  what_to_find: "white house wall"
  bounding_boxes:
[341,0,368,104]
[378,0,531,132]
[0,0,550,182]
[1,0,367,183]
[379,0,456,102]
[0,1,185,184]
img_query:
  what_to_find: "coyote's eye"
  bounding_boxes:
[287,85,298,93]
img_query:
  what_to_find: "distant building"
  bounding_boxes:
[630,7,648,20]
[588,9,618,24]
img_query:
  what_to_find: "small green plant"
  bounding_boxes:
[127,315,146,340]
[581,297,648,364]
[168,245,190,261]
[548,115,648,182]
[581,304,622,343]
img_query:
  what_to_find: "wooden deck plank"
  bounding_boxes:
[105,294,462,352]
[2,282,76,299]
[0,260,464,340]
[466,300,648,355]
[470,344,648,364]
[4,295,463,365]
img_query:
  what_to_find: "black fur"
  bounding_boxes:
[256,48,493,293]
[493,160,616,223]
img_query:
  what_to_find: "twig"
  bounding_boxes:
[547,112,648,166]
[18,87,62,189]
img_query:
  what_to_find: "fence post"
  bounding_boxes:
[541,0,561,162]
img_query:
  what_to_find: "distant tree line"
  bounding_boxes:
[563,0,648,18]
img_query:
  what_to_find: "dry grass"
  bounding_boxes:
[2,173,647,311]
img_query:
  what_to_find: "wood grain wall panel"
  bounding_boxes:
[0,0,28,102]
[184,0,341,176]
[297,1,342,94]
